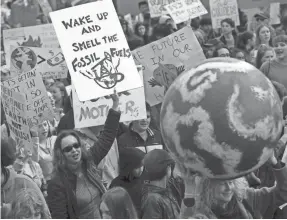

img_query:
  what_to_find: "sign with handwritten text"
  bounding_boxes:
[10,46,68,79]
[132,26,206,106]
[1,85,32,151]
[3,24,60,68]
[1,69,54,126]
[50,1,143,101]
[73,66,147,128]
[209,0,239,29]
[165,0,208,24]
[148,0,177,18]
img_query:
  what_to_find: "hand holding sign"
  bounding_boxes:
[110,89,119,111]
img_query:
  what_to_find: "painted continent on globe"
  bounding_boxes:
[11,47,37,72]
[160,58,284,180]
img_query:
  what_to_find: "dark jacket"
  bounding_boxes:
[47,109,121,219]
[219,31,238,48]
[109,147,145,215]
[118,124,163,152]
[141,184,180,219]
[57,109,74,133]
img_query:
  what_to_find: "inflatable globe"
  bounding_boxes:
[11,47,37,72]
[160,58,283,180]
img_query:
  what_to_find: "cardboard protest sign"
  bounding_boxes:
[165,0,208,24]
[209,0,240,29]
[1,85,32,151]
[37,0,53,17]
[50,1,143,101]
[270,3,281,25]
[73,66,147,128]
[1,69,54,126]
[10,46,68,79]
[148,0,177,18]
[132,26,206,106]
[3,24,60,68]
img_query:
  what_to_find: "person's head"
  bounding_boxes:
[199,17,212,34]
[220,18,235,35]
[143,149,175,183]
[152,24,173,40]
[195,176,248,209]
[138,1,149,14]
[1,137,16,173]
[135,22,146,37]
[49,81,67,103]
[43,78,55,91]
[100,187,138,219]
[254,13,269,27]
[36,120,50,140]
[119,147,145,178]
[204,39,224,58]
[273,35,287,61]
[255,44,275,69]
[232,48,246,61]
[256,24,272,46]
[131,103,151,133]
[213,45,231,58]
[10,188,50,219]
[53,130,88,171]
[236,31,255,51]
[1,65,11,82]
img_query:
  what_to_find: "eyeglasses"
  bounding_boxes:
[62,143,81,153]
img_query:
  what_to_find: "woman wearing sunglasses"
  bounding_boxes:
[47,91,120,219]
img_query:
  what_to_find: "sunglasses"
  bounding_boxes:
[62,143,81,153]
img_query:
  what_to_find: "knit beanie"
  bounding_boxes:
[119,148,145,176]
[143,149,175,181]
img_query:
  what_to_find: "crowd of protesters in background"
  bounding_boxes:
[1,0,287,219]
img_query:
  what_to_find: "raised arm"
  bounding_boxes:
[89,90,121,165]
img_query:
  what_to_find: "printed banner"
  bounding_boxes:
[165,0,208,24]
[10,46,68,79]
[209,0,240,29]
[1,69,54,126]
[3,24,60,68]
[50,1,143,101]
[148,0,177,18]
[132,26,206,106]
[73,66,147,128]
[1,85,32,151]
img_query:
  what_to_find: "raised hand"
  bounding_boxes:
[110,89,119,111]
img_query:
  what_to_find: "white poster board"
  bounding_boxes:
[209,0,240,29]
[73,66,147,128]
[270,3,281,25]
[3,24,60,68]
[1,69,54,126]
[132,26,206,106]
[10,46,68,79]
[165,0,208,24]
[148,0,177,18]
[1,85,32,151]
[50,1,143,101]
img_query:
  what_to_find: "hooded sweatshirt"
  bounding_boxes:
[109,148,145,215]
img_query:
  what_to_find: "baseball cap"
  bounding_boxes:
[254,13,269,20]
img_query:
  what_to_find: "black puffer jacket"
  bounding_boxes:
[141,184,180,219]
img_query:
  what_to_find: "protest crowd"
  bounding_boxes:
[2,0,287,219]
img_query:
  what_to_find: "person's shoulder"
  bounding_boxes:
[14,172,39,188]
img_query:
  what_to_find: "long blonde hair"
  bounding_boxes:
[194,176,248,209]
[10,188,51,219]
